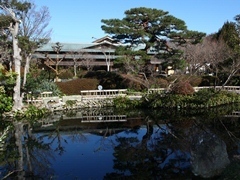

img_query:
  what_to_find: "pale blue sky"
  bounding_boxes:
[35,0,240,43]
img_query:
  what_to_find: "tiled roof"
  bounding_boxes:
[36,43,97,52]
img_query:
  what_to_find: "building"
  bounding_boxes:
[34,36,172,76]
[34,36,121,72]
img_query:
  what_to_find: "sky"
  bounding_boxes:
[34,0,240,43]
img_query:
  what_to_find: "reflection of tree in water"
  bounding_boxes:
[0,121,55,179]
[0,120,88,179]
[104,107,240,179]
[47,127,88,155]
[104,121,192,179]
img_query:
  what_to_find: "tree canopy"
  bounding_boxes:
[0,0,51,110]
[213,18,240,86]
[101,7,205,75]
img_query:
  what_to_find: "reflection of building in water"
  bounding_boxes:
[33,108,145,135]
[224,111,240,118]
[62,108,127,122]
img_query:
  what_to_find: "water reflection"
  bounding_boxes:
[0,104,240,179]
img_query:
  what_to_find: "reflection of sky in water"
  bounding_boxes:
[35,125,190,179]
[36,127,151,179]
[39,133,114,179]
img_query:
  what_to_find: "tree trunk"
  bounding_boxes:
[23,54,31,87]
[12,21,23,110]
[222,70,237,87]
[14,122,24,174]
[73,59,77,77]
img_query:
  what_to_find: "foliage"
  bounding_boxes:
[64,100,77,108]
[25,67,62,96]
[0,65,15,114]
[0,64,17,95]
[140,88,240,109]
[14,105,50,121]
[24,65,48,92]
[113,96,140,109]
[199,75,218,86]
[84,71,128,89]
[0,92,12,114]
[38,80,62,96]
[101,7,205,75]
[216,21,240,51]
[213,20,240,86]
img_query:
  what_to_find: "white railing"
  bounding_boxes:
[26,91,53,103]
[81,115,127,123]
[80,89,127,98]
[148,88,167,94]
[194,86,240,93]
[148,86,240,94]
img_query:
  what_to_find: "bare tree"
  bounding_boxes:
[19,3,52,86]
[100,45,113,72]
[80,52,95,71]
[183,36,229,79]
[68,51,80,77]
[68,49,95,76]
[221,52,240,86]
[45,42,65,82]
[202,37,230,85]
[214,19,240,86]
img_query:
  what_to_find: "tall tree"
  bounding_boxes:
[215,20,240,86]
[0,0,51,110]
[183,35,229,78]
[45,42,65,82]
[0,0,31,110]
[101,7,205,77]
[18,2,51,87]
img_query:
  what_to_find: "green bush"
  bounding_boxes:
[38,80,62,96]
[0,93,13,114]
[140,88,240,109]
[113,96,140,109]
[14,105,49,120]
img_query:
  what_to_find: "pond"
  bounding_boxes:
[0,104,240,179]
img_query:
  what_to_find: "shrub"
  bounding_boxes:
[171,81,195,95]
[149,77,169,88]
[56,78,99,95]
[59,69,74,79]
[113,96,140,109]
[0,93,13,114]
[14,105,49,120]
[38,80,62,96]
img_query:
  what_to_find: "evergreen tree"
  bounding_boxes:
[101,7,205,75]
[215,19,240,86]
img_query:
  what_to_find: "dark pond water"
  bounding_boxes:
[1,104,240,179]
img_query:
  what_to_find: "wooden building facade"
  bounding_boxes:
[34,36,121,72]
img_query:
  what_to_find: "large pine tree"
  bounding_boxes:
[101,7,205,75]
